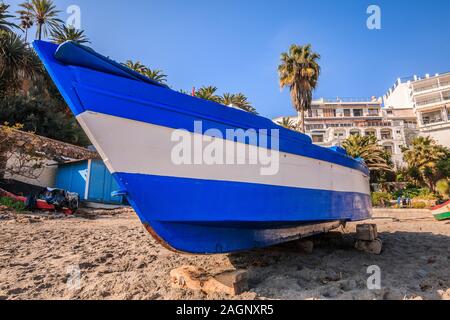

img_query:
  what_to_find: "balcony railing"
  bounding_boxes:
[416,97,443,107]
[322,97,379,103]
[414,84,439,93]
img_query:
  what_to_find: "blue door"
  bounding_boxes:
[87,160,123,204]
[55,161,88,198]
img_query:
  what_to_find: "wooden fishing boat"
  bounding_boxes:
[34,40,372,254]
[431,200,450,221]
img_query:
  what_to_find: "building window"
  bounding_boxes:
[353,109,363,117]
[343,109,351,117]
[312,135,324,143]
[308,109,320,118]
[383,145,393,155]
[422,110,443,125]
[323,109,336,117]
[368,109,379,116]
[381,129,392,140]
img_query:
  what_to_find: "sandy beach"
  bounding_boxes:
[0,207,449,300]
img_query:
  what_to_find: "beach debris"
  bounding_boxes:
[170,266,248,296]
[356,224,378,241]
[354,238,383,255]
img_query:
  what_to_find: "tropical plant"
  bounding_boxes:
[0,93,90,146]
[232,93,257,114]
[0,2,19,32]
[0,31,42,96]
[278,44,321,133]
[19,0,62,40]
[16,7,34,42]
[219,93,257,114]
[123,60,147,74]
[195,86,221,103]
[277,117,297,131]
[50,24,89,44]
[402,136,448,191]
[142,68,167,84]
[220,93,238,107]
[341,135,391,172]
[371,192,392,207]
[436,179,449,199]
[122,60,168,85]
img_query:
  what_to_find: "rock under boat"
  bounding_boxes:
[33,40,372,254]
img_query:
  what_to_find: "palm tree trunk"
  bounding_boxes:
[25,28,28,42]
[38,24,42,40]
[300,109,306,133]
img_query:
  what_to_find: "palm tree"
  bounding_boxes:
[123,60,147,74]
[16,5,34,42]
[19,0,62,40]
[402,136,448,191]
[220,93,236,106]
[142,68,167,84]
[277,117,297,131]
[232,93,257,114]
[341,135,391,172]
[0,31,42,96]
[195,86,221,103]
[49,24,90,44]
[219,93,257,114]
[278,44,321,133]
[0,3,19,32]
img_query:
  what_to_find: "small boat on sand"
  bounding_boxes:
[431,200,450,221]
[33,40,372,254]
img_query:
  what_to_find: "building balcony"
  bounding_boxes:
[413,77,450,96]
[415,96,449,109]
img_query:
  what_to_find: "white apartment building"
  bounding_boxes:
[384,72,450,147]
[273,97,418,166]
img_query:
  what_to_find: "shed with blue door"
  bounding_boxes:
[55,159,126,205]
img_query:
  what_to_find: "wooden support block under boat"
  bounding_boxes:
[355,238,383,255]
[356,224,378,241]
[170,266,248,296]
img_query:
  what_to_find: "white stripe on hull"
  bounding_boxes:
[77,111,370,195]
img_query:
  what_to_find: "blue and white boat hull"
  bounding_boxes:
[34,40,372,254]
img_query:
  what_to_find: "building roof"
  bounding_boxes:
[1,125,100,163]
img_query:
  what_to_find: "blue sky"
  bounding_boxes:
[8,0,450,118]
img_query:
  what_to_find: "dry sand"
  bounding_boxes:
[0,207,449,300]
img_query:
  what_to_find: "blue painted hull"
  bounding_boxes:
[33,40,372,254]
[115,173,370,254]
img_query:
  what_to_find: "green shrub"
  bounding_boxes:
[412,202,427,209]
[0,197,26,212]
[415,189,437,201]
[371,192,392,207]
[393,186,435,200]
[436,179,449,198]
